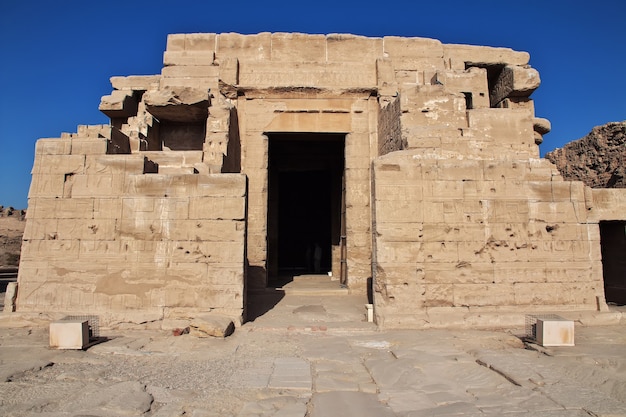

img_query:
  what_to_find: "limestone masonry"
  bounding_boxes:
[12,33,626,327]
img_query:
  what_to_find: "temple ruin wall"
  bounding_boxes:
[12,33,626,327]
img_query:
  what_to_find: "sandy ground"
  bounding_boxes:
[1,290,625,417]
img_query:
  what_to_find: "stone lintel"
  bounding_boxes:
[233,86,376,100]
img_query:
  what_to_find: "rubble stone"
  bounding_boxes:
[190,314,235,338]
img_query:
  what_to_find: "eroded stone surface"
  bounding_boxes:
[13,33,626,329]
[0,294,625,417]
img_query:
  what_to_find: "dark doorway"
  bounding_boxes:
[267,133,345,285]
[600,221,626,305]
[277,170,332,271]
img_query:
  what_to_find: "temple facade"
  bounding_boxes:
[13,33,626,327]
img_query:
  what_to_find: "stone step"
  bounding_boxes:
[278,275,349,296]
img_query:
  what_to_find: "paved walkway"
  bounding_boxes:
[0,277,625,416]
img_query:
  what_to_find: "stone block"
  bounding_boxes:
[271,33,326,61]
[99,90,139,118]
[435,68,490,108]
[20,239,80,262]
[163,51,215,66]
[421,223,485,242]
[166,34,186,51]
[190,314,235,338]
[265,112,352,134]
[421,241,459,263]
[437,160,484,181]
[110,75,160,91]
[383,36,443,61]
[443,44,530,70]
[423,202,445,223]
[514,283,572,305]
[528,201,581,223]
[491,65,541,105]
[78,240,123,262]
[376,241,423,263]
[171,220,244,243]
[35,138,71,155]
[423,180,463,200]
[70,139,108,155]
[216,32,272,61]
[423,284,454,307]
[375,184,423,201]
[50,319,89,349]
[495,263,547,284]
[92,198,123,219]
[124,173,245,198]
[57,218,117,240]
[70,174,126,198]
[468,108,534,147]
[121,196,188,218]
[159,76,216,90]
[161,65,219,78]
[327,34,383,62]
[29,198,94,219]
[238,61,376,89]
[589,189,626,221]
[33,154,85,175]
[84,155,144,174]
[422,262,494,284]
[188,196,245,220]
[454,283,515,307]
[184,33,216,51]
[442,200,484,224]
[142,151,204,168]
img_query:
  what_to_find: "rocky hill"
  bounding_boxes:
[0,206,26,267]
[545,121,626,188]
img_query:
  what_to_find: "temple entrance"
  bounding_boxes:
[600,221,626,305]
[267,133,345,286]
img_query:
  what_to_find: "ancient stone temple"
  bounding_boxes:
[13,33,626,327]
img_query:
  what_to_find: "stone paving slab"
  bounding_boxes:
[309,391,395,417]
[269,357,311,391]
[0,295,625,416]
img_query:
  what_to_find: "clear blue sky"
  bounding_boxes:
[1,0,624,208]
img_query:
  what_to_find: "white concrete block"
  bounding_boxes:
[366,304,374,322]
[50,319,89,349]
[536,317,575,347]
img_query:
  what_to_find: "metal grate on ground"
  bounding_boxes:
[62,315,100,339]
[525,314,567,341]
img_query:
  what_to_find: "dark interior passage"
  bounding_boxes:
[267,133,345,281]
[600,221,626,305]
[277,170,332,271]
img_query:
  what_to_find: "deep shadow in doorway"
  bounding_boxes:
[267,133,345,281]
[600,220,626,305]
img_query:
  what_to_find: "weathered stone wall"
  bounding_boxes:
[17,125,247,325]
[373,149,607,328]
[15,32,626,328]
